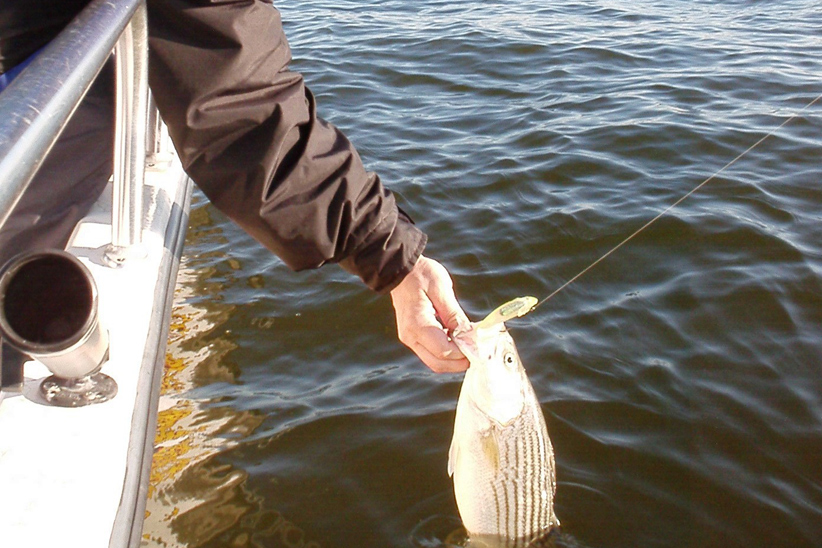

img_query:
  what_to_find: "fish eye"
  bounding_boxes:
[503,352,516,367]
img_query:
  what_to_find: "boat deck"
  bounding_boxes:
[0,155,191,548]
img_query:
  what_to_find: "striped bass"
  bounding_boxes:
[448,318,559,547]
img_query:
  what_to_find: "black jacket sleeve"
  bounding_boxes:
[146,0,426,293]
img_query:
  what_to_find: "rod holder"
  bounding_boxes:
[0,250,116,406]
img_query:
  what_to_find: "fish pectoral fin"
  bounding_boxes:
[448,424,498,477]
[480,428,500,473]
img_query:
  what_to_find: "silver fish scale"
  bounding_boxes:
[486,375,557,546]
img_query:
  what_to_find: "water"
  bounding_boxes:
[141,1,822,547]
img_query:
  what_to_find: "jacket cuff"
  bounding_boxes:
[340,208,427,294]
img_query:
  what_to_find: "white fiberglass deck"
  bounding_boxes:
[0,155,190,548]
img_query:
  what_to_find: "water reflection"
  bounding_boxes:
[142,204,324,548]
[143,265,255,547]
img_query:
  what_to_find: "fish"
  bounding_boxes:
[448,308,559,547]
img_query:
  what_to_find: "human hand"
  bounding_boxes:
[390,255,471,373]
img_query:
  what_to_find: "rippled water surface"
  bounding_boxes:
[142,1,822,547]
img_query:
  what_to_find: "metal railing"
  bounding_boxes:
[0,0,150,265]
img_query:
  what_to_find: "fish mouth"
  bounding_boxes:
[451,322,506,340]
[451,322,510,367]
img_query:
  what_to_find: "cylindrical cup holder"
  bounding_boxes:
[0,250,116,406]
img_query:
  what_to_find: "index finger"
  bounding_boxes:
[412,325,469,373]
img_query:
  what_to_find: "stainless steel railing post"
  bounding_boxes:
[146,94,173,166]
[104,1,149,266]
[0,0,144,233]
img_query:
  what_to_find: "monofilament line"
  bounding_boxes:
[531,93,822,312]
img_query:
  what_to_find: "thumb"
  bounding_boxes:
[423,258,470,330]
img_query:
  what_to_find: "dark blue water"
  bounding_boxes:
[142,1,822,547]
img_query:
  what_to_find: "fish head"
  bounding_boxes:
[454,323,526,426]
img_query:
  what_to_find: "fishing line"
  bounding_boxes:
[530,92,822,313]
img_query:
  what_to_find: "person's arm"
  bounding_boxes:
[147,0,468,370]
[147,0,422,292]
